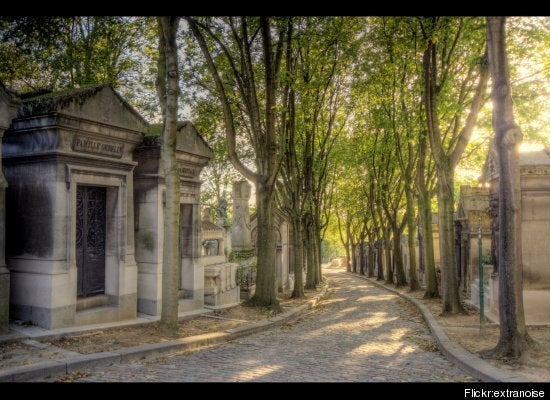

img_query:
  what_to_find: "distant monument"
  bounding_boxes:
[216,196,228,226]
[200,205,240,306]
[231,180,252,251]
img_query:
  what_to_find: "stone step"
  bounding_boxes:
[75,306,121,326]
[76,295,110,311]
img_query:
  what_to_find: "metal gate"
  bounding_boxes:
[76,186,106,298]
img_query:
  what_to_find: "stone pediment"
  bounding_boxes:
[519,149,550,176]
[250,208,288,227]
[17,85,148,134]
[176,121,213,160]
[482,141,550,182]
[458,185,489,214]
[142,121,213,161]
[520,149,550,165]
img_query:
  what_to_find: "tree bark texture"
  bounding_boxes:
[487,16,530,358]
[291,219,304,298]
[158,16,181,331]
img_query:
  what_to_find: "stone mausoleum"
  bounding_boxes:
[483,148,550,324]
[454,185,491,299]
[3,86,147,329]
[251,209,293,294]
[0,83,19,333]
[0,85,219,330]
[133,122,213,316]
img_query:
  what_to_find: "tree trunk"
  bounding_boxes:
[437,169,463,314]
[358,243,365,275]
[486,16,532,358]
[419,192,439,298]
[314,225,322,284]
[406,190,420,291]
[251,182,279,308]
[376,240,384,280]
[367,243,375,277]
[384,234,393,284]
[392,229,407,287]
[291,218,304,298]
[422,32,488,312]
[351,241,357,274]
[344,215,352,272]
[344,245,351,272]
[417,129,438,298]
[305,217,317,289]
[335,210,351,272]
[186,17,285,310]
[157,16,181,332]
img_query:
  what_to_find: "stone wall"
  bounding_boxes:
[483,148,550,323]
[0,83,19,333]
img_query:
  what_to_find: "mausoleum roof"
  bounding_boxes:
[16,84,148,132]
[146,121,213,157]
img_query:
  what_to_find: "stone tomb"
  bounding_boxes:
[455,185,492,299]
[0,83,19,333]
[250,209,294,294]
[200,207,239,307]
[484,148,550,324]
[231,180,252,251]
[133,122,212,315]
[3,85,146,329]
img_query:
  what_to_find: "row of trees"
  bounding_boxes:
[329,16,546,358]
[154,16,547,358]
[182,17,360,305]
[1,16,547,358]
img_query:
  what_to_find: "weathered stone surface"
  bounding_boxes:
[483,148,550,323]
[231,181,252,251]
[251,209,293,294]
[3,85,145,329]
[0,82,20,333]
[201,202,240,306]
[133,121,212,316]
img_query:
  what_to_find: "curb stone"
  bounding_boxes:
[0,283,329,382]
[345,272,529,382]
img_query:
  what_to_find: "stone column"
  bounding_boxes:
[0,85,19,333]
[231,180,252,251]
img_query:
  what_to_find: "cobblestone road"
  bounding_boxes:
[56,267,476,382]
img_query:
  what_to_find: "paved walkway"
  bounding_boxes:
[42,267,476,382]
